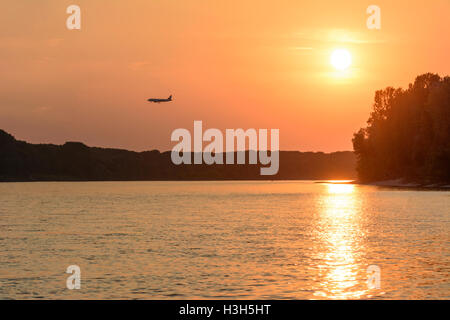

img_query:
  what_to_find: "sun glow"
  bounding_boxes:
[330,49,352,70]
[327,183,355,194]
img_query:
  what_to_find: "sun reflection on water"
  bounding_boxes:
[327,183,355,194]
[312,182,370,299]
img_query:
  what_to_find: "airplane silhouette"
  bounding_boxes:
[147,95,172,103]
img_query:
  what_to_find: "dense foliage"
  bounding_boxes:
[353,73,450,183]
[0,129,356,181]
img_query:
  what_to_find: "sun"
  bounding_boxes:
[330,49,352,70]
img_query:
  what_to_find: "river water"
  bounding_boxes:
[0,181,448,299]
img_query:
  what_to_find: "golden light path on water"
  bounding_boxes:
[313,182,384,299]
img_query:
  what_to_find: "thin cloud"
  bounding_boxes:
[293,28,386,45]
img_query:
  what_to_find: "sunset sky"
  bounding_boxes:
[0,0,449,152]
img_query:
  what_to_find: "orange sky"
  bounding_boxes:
[0,0,449,152]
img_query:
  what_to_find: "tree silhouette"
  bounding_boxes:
[353,73,450,183]
[0,128,356,181]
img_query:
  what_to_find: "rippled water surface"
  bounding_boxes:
[0,181,449,299]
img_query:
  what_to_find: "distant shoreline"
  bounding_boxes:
[1,179,449,191]
[0,128,357,182]
[318,179,450,190]
[360,179,450,190]
[0,178,352,183]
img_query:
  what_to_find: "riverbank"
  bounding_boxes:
[363,179,450,189]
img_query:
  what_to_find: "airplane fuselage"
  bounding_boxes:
[147,95,172,103]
